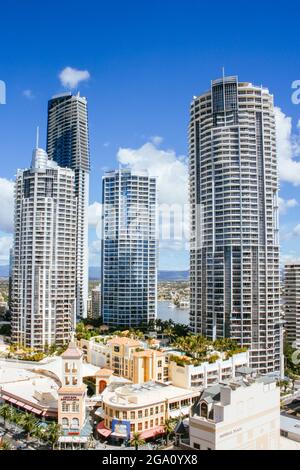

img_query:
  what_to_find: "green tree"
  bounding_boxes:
[33,425,47,444]
[0,404,12,428]
[20,413,39,440]
[0,439,12,450]
[130,432,145,451]
[46,422,62,450]
[164,419,175,446]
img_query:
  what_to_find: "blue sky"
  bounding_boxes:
[1,0,300,270]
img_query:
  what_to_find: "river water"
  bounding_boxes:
[157,301,189,325]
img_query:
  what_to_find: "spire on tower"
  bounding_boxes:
[36,126,39,149]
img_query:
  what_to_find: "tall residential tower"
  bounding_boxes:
[101,169,157,328]
[47,92,90,319]
[11,146,77,349]
[189,76,281,374]
[284,263,300,349]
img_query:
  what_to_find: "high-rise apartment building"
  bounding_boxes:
[101,169,157,328]
[11,146,77,350]
[284,263,300,349]
[47,92,90,319]
[90,285,101,320]
[189,76,281,374]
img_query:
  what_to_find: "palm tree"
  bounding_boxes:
[130,432,145,451]
[46,422,61,450]
[9,409,23,433]
[20,413,39,440]
[0,439,11,450]
[164,419,175,446]
[0,404,12,428]
[33,425,47,445]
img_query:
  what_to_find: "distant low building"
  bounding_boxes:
[89,285,101,320]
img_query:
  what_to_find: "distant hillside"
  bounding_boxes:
[89,268,189,282]
[0,266,189,282]
[158,270,189,281]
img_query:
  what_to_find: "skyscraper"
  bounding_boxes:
[101,169,157,328]
[189,76,281,374]
[47,92,90,319]
[284,263,300,350]
[11,146,77,350]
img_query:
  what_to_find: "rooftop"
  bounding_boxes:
[103,381,197,408]
[108,337,141,347]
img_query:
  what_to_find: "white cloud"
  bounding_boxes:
[0,235,13,265]
[59,66,90,89]
[150,136,163,146]
[0,178,14,233]
[117,141,188,206]
[281,223,300,240]
[278,197,298,215]
[275,107,300,185]
[88,202,102,227]
[22,89,34,99]
[117,140,189,252]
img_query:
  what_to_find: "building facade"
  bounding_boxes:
[58,341,87,437]
[101,169,157,328]
[89,285,101,320]
[79,335,249,391]
[189,76,281,374]
[11,147,77,349]
[284,263,300,349]
[100,381,199,441]
[47,92,90,319]
[189,375,280,450]
[169,352,249,390]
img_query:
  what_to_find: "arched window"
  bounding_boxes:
[71,418,79,429]
[200,402,208,418]
[72,401,79,413]
[62,418,69,428]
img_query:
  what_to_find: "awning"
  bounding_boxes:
[139,426,165,440]
[24,404,32,411]
[1,395,43,415]
[96,421,112,439]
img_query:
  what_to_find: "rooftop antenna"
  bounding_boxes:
[222,66,225,80]
[36,126,39,149]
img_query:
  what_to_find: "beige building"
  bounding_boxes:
[80,336,249,391]
[188,374,280,450]
[80,336,169,388]
[58,341,87,436]
[99,381,199,441]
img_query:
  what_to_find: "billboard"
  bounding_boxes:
[111,419,131,439]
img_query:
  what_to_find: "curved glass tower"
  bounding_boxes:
[189,76,281,374]
[47,92,90,319]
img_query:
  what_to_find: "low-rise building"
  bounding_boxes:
[80,336,249,391]
[99,381,199,441]
[169,352,249,390]
[80,336,170,389]
[281,414,300,443]
[188,374,280,450]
